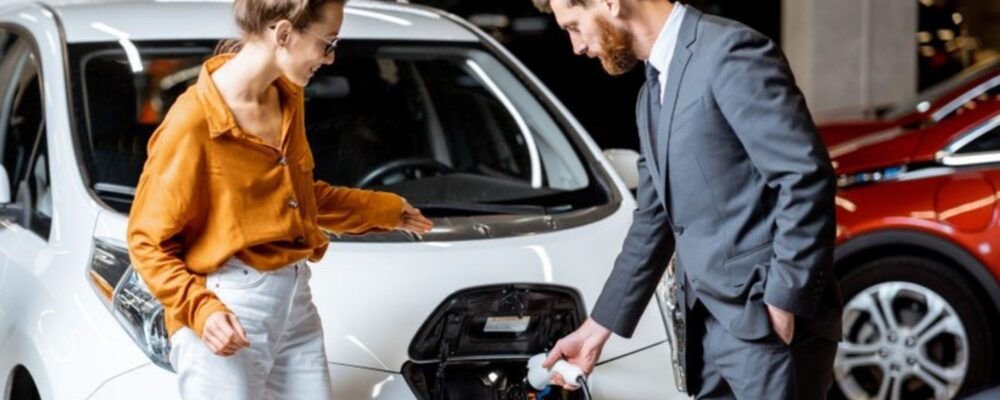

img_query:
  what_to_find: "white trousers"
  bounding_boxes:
[169,257,333,400]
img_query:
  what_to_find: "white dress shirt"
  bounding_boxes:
[646,3,687,105]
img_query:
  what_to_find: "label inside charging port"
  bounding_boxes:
[484,316,531,333]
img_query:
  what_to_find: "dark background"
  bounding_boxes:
[410,0,782,152]
[409,0,984,151]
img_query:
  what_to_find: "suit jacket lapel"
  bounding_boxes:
[657,8,701,191]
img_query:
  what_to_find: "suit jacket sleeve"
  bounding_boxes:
[591,109,676,337]
[710,29,837,319]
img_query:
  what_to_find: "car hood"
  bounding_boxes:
[822,124,926,175]
[94,205,666,372]
[818,119,902,147]
[308,213,667,371]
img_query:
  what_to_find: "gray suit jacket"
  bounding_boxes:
[591,7,843,344]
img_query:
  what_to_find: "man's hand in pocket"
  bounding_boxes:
[766,304,795,345]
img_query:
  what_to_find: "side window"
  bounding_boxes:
[0,30,11,60]
[0,39,49,238]
[956,123,1000,155]
[0,34,27,200]
[27,128,51,238]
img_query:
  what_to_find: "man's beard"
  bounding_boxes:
[595,16,639,76]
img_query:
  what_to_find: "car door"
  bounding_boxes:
[935,110,1000,253]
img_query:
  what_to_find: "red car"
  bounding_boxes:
[829,88,1000,399]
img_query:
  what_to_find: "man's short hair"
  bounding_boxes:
[531,0,589,14]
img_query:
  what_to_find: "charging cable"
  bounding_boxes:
[576,375,593,400]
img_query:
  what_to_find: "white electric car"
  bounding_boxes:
[0,1,679,399]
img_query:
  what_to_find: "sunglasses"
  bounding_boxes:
[301,29,340,57]
[269,24,340,57]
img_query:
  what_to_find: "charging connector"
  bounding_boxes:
[526,353,593,399]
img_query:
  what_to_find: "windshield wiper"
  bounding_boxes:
[410,202,548,215]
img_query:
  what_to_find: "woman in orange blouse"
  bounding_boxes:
[126,0,432,398]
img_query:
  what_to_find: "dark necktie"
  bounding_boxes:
[646,63,662,151]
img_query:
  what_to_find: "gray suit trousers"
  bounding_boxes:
[692,304,838,399]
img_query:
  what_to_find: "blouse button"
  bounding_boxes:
[288,198,299,209]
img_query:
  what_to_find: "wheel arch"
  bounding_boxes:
[835,229,1000,325]
[5,365,40,400]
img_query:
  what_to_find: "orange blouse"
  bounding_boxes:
[127,54,404,337]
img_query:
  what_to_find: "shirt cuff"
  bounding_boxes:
[190,298,231,338]
[369,192,405,230]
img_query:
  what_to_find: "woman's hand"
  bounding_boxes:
[398,200,433,234]
[201,311,251,356]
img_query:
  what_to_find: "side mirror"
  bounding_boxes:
[602,148,640,191]
[0,165,10,204]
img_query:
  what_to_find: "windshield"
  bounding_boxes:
[68,40,608,217]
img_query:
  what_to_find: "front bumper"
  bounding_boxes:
[88,341,686,399]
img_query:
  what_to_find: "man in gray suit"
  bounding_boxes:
[531,0,843,398]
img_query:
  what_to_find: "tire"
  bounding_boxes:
[830,256,994,400]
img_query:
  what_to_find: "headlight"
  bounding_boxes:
[87,238,172,371]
